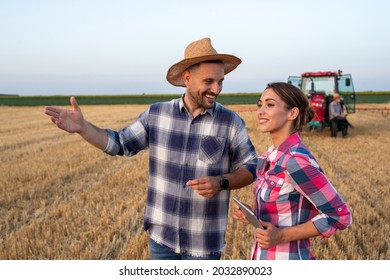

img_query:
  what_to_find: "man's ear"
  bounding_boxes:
[288,107,299,120]
[182,70,191,86]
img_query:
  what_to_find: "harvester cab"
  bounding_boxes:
[288,70,356,131]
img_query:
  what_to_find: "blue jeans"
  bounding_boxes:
[149,239,221,260]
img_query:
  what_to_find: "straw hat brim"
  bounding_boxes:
[166,54,241,87]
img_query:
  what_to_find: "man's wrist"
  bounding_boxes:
[219,175,230,191]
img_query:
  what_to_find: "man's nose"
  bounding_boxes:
[210,82,222,94]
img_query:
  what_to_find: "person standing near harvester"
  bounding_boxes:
[329,93,350,138]
[44,37,257,260]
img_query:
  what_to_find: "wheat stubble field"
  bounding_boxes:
[0,103,389,260]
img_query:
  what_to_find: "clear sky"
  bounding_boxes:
[1,0,389,95]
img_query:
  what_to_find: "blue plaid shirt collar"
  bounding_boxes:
[178,94,216,117]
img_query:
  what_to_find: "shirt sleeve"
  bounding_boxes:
[285,152,352,238]
[329,102,336,118]
[229,115,257,179]
[104,110,149,156]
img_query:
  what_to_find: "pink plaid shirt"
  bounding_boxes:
[252,133,352,260]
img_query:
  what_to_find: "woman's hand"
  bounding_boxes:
[233,201,251,225]
[255,221,283,249]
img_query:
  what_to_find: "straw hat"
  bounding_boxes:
[166,37,241,87]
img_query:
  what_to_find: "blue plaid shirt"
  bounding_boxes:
[104,96,257,257]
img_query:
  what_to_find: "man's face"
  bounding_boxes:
[183,62,225,111]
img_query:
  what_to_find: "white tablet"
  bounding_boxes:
[233,196,263,229]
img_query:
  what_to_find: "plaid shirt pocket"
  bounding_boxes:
[199,136,226,164]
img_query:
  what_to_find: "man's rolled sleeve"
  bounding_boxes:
[104,128,121,156]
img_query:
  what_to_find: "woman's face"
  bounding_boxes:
[256,88,294,135]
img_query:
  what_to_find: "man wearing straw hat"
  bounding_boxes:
[44,37,257,260]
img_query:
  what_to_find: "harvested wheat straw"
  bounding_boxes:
[0,104,389,260]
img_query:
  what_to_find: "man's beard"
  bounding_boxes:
[198,91,217,109]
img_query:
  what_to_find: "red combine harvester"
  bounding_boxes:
[288,70,356,131]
